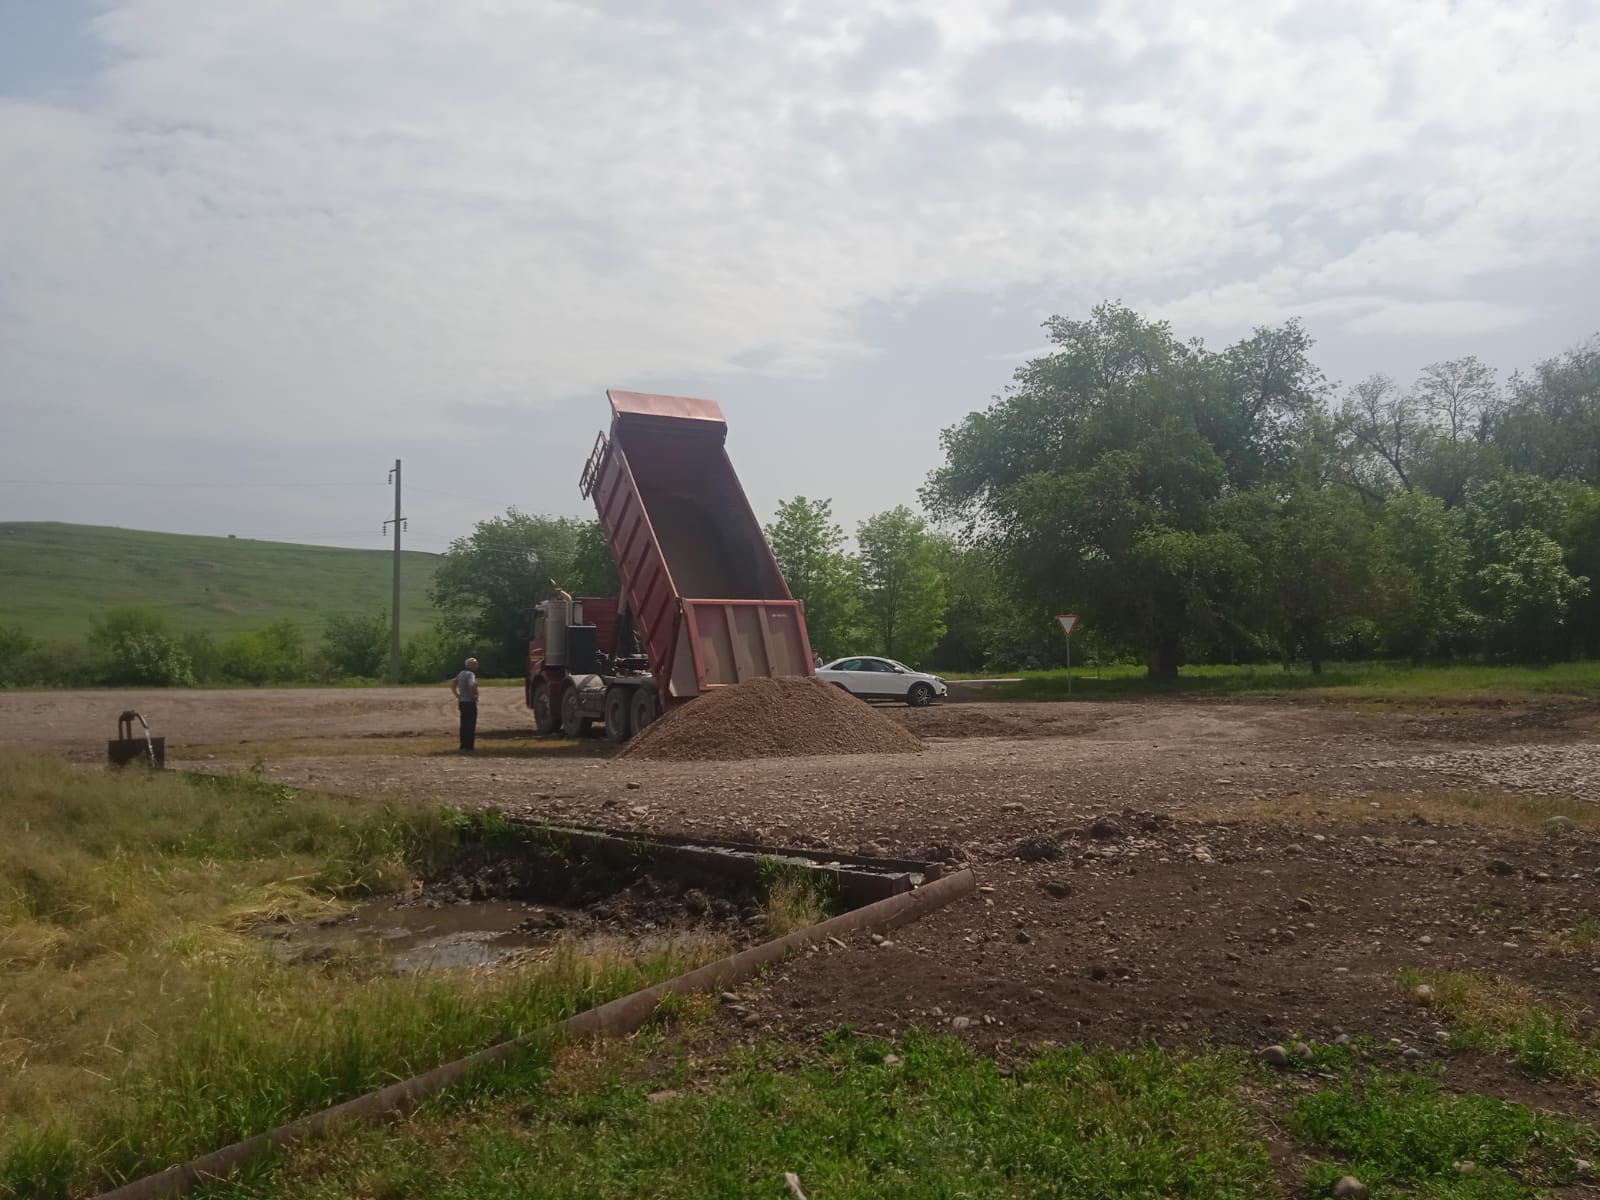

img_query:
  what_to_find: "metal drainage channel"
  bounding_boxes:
[94,833,975,1200]
[513,821,942,907]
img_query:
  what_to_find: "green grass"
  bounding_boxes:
[215,1036,1276,1200]
[0,753,718,1198]
[756,860,836,936]
[1399,970,1600,1084]
[952,659,1600,701]
[0,522,440,642]
[208,1032,1600,1200]
[1292,1071,1600,1199]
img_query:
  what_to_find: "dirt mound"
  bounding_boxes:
[620,676,923,762]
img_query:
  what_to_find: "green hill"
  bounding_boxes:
[0,523,441,644]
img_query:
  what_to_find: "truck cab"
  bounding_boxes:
[526,590,655,741]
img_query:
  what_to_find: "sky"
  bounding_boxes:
[1,0,1597,557]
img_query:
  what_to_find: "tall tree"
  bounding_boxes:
[924,303,1315,677]
[926,536,1002,673]
[568,520,621,597]
[856,506,946,666]
[1462,474,1588,660]
[1496,337,1600,482]
[1224,489,1375,672]
[1416,356,1500,444]
[429,510,590,675]
[765,497,857,659]
[1373,492,1469,660]
[1337,374,1423,498]
[1560,484,1600,658]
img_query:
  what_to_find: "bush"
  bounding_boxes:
[0,626,37,687]
[216,620,305,686]
[321,613,390,679]
[401,626,477,684]
[181,632,218,683]
[87,609,194,687]
[216,633,273,685]
[100,633,195,687]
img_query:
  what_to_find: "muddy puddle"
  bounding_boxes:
[273,899,580,973]
[269,837,772,973]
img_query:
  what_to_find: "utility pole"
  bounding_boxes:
[384,460,405,684]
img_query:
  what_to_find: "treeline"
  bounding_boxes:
[0,608,475,688]
[914,305,1600,677]
[8,303,1597,687]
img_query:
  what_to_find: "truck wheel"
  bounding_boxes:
[629,687,658,735]
[560,686,590,739]
[603,687,633,742]
[907,682,935,708]
[531,679,558,734]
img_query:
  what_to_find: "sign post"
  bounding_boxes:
[1055,614,1078,695]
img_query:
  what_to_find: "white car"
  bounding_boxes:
[816,656,948,707]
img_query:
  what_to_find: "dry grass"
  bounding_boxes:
[0,753,720,1199]
[1538,919,1600,960]
[1193,787,1600,834]
[1398,969,1600,1083]
[759,866,833,937]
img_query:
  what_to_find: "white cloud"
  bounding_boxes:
[0,0,1596,446]
[1344,299,1533,337]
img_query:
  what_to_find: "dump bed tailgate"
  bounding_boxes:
[581,390,814,700]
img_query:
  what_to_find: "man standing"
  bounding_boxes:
[451,657,479,753]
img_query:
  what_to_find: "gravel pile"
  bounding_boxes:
[620,676,923,762]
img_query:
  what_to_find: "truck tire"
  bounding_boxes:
[530,678,558,735]
[560,686,591,739]
[629,686,658,736]
[907,682,935,708]
[603,686,633,742]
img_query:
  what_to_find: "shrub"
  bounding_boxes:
[216,621,305,685]
[87,609,194,687]
[321,613,390,679]
[100,632,195,687]
[0,626,37,686]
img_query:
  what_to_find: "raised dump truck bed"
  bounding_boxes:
[580,390,814,703]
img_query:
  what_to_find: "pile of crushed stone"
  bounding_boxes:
[620,675,923,762]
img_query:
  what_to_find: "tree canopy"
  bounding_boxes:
[429,511,616,675]
[915,304,1599,676]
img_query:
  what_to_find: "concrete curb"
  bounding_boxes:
[94,868,976,1200]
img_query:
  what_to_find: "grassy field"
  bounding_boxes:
[217,1026,1600,1200]
[0,523,440,643]
[0,755,718,1199]
[952,659,1600,701]
[6,753,1598,1199]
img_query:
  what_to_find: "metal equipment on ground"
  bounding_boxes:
[107,710,164,768]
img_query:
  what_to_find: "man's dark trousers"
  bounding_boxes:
[458,701,478,751]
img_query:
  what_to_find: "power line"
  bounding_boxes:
[406,484,504,505]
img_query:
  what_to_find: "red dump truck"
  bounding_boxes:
[525,390,815,741]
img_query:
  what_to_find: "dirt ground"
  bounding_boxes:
[6,685,1599,1115]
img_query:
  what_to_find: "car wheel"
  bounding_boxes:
[560,686,589,738]
[907,682,935,708]
[603,686,632,742]
[531,678,558,734]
